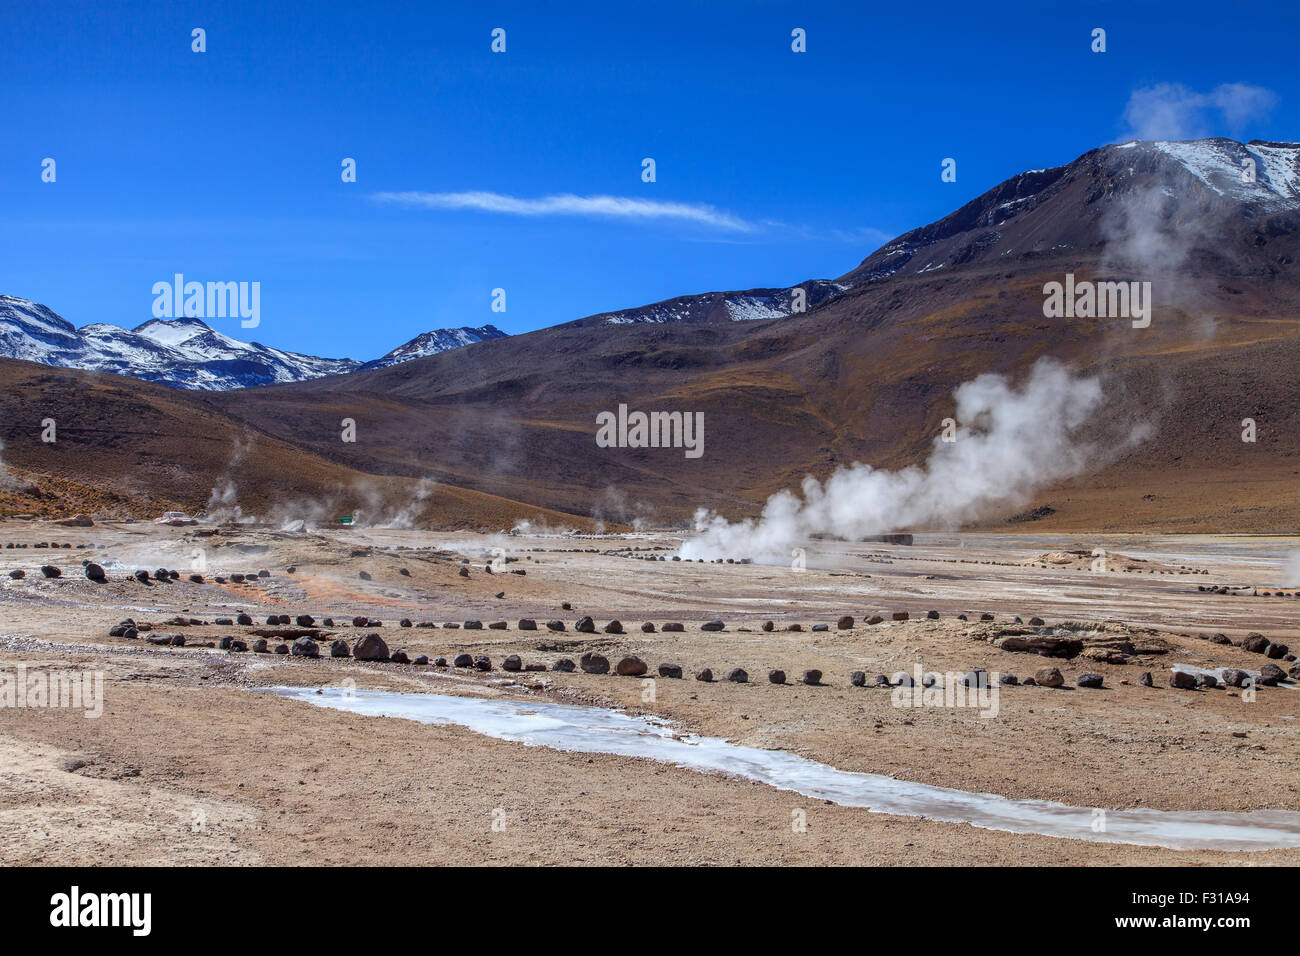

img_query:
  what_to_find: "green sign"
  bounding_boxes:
[339,516,353,525]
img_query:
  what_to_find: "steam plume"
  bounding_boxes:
[681,359,1138,563]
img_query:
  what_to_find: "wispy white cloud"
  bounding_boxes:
[1120,82,1278,141]
[371,190,757,232]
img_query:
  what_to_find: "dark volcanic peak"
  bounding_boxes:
[841,138,1300,285]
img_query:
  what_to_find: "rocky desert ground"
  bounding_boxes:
[3,517,1299,866]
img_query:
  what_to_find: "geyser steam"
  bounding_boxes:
[681,359,1124,563]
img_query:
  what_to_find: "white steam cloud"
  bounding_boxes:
[681,359,1137,563]
[1281,552,1300,588]
[1120,82,1278,141]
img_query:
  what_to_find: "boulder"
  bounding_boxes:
[502,655,523,672]
[575,616,596,633]
[251,638,269,653]
[695,668,713,682]
[658,663,682,678]
[1028,616,1045,626]
[1034,666,1065,688]
[1266,642,1290,660]
[229,640,247,652]
[960,669,990,688]
[413,655,429,665]
[291,637,319,658]
[850,671,866,687]
[40,565,61,578]
[837,616,854,630]
[452,653,474,668]
[1169,670,1199,690]
[390,650,410,664]
[517,619,538,630]
[7,570,24,579]
[1220,669,1250,688]
[352,633,390,662]
[295,615,315,627]
[995,634,1083,659]
[330,640,351,658]
[84,563,106,582]
[866,615,884,625]
[926,610,940,620]
[1077,673,1104,689]
[615,656,647,677]
[891,611,909,621]
[552,658,576,673]
[762,621,775,631]
[999,674,1019,686]
[768,669,786,684]
[399,618,413,628]
[662,623,685,632]
[603,620,625,634]
[274,644,289,655]
[473,655,491,671]
[236,613,253,626]
[463,620,483,630]
[1138,671,1154,687]
[352,616,369,627]
[812,624,829,632]
[1242,633,1270,654]
[701,621,725,632]
[488,621,508,630]
[801,669,822,686]
[1259,663,1285,686]
[640,622,656,633]
[546,620,566,632]
[579,652,609,674]
[725,668,748,683]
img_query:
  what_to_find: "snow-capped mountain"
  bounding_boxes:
[0,295,508,390]
[361,325,507,370]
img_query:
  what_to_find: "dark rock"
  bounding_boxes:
[546,620,566,632]
[811,623,829,632]
[330,640,351,658]
[893,672,914,687]
[725,668,748,683]
[926,610,939,620]
[85,563,106,581]
[524,663,547,672]
[8,569,25,579]
[399,618,413,628]
[801,669,822,686]
[960,669,990,688]
[979,613,994,622]
[236,613,253,626]
[1197,673,1218,688]
[1168,670,1198,689]
[458,567,470,578]
[488,621,508,630]
[229,640,247,652]
[695,668,713,682]
[473,655,491,671]
[134,570,151,583]
[603,620,625,634]
[999,674,1019,686]
[640,621,656,633]
[353,633,390,662]
[274,644,289,655]
[390,650,410,664]
[352,616,368,627]
[295,614,315,627]
[1028,616,1045,626]
[866,615,884,625]
[837,616,854,630]
[518,618,538,630]
[575,616,596,633]
[291,637,320,658]
[662,623,685,632]
[702,620,725,632]
[552,658,575,673]
[850,671,866,687]
[768,669,786,684]
[1077,673,1104,689]
[891,611,909,621]
[1260,663,1285,685]
[658,663,682,678]
[1242,633,1270,654]
[502,654,523,672]
[452,653,474,668]
[358,571,372,581]
[433,657,447,667]
[413,655,429,665]
[579,652,609,674]
[251,639,269,653]
[1034,666,1065,688]
[219,636,233,650]
[463,620,483,630]
[615,656,647,676]
[1266,642,1289,659]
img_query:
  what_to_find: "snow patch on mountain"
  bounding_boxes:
[0,295,510,391]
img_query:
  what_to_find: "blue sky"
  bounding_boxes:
[2,0,1297,359]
